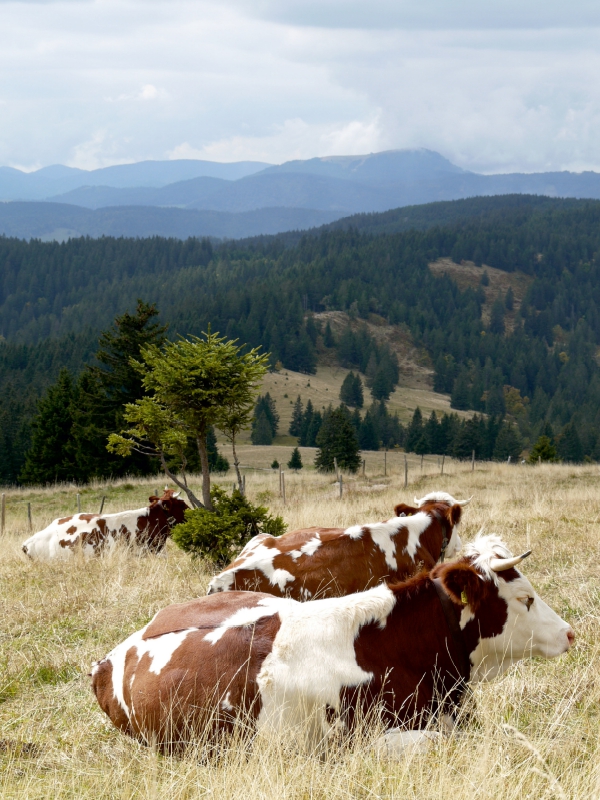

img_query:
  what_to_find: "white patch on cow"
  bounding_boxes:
[221,691,233,711]
[468,569,573,682]
[21,507,150,561]
[256,584,396,742]
[374,728,442,759]
[300,534,321,556]
[463,533,513,585]
[398,513,433,560]
[207,543,295,594]
[300,587,313,600]
[204,597,284,645]
[459,605,475,630]
[101,621,151,720]
[289,550,302,561]
[415,491,461,507]
[345,524,365,539]
[134,630,192,675]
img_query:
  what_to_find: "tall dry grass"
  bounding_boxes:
[1,459,599,798]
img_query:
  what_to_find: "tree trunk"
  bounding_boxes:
[231,434,243,492]
[197,434,213,510]
[159,453,203,508]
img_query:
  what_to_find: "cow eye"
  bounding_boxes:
[518,596,534,610]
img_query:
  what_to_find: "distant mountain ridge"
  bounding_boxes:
[3,148,600,240]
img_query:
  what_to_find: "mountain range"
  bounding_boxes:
[3,149,600,240]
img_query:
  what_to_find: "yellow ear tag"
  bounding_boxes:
[461,590,468,605]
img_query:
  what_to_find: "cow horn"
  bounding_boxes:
[458,496,473,506]
[413,497,420,505]
[490,550,532,572]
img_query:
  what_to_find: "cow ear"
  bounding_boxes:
[436,562,484,608]
[149,495,158,503]
[446,504,462,526]
[394,503,417,517]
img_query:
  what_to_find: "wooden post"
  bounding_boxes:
[404,454,408,488]
[77,493,81,513]
[27,502,32,532]
[99,496,106,515]
[281,472,286,505]
[420,453,424,473]
[155,488,159,497]
[233,482,236,493]
[339,474,343,499]
[242,474,246,496]
[507,456,511,465]
[1,493,5,535]
[384,449,387,477]
[472,450,475,472]
[441,455,445,475]
[334,457,339,481]
[362,459,365,477]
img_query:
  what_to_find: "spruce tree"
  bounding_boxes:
[20,369,78,484]
[251,411,274,445]
[557,423,584,463]
[289,396,304,436]
[493,423,523,461]
[528,435,557,463]
[405,407,425,453]
[288,447,303,470]
[340,372,364,407]
[359,411,380,451]
[323,322,335,348]
[315,406,361,473]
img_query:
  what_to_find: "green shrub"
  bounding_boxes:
[172,486,286,564]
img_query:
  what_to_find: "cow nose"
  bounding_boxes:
[566,629,575,647]
[22,545,28,554]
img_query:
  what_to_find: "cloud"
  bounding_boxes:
[0,0,600,173]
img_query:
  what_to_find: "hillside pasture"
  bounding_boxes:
[1,461,599,798]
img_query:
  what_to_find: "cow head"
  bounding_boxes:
[394,500,463,560]
[150,488,189,527]
[413,491,473,509]
[433,534,574,682]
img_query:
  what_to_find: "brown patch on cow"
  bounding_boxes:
[59,536,80,549]
[214,504,462,600]
[345,572,467,729]
[96,592,281,750]
[78,514,97,523]
[66,526,77,534]
[91,659,134,737]
[394,503,418,517]
[58,516,73,525]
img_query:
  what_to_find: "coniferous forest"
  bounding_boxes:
[3,193,600,482]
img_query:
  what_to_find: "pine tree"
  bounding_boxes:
[289,396,304,436]
[451,371,471,410]
[251,410,274,445]
[489,298,506,335]
[405,407,425,453]
[493,423,523,461]
[528,435,557,463]
[340,372,364,407]
[20,369,79,484]
[557,422,584,463]
[359,411,380,451]
[288,447,303,470]
[253,393,279,437]
[315,406,361,473]
[505,286,514,311]
[323,322,335,348]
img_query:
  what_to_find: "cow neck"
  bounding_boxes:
[432,578,471,687]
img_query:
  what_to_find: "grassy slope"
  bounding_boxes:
[0,463,599,798]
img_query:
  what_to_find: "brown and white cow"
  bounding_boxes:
[206,494,469,599]
[92,534,573,754]
[21,489,188,560]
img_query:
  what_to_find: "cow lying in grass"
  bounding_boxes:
[91,534,573,754]
[22,489,188,560]
[207,493,470,599]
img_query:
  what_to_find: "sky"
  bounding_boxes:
[1,0,600,174]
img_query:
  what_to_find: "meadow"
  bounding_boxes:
[1,454,599,798]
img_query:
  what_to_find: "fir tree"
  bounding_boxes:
[251,410,274,445]
[288,447,303,470]
[340,372,364,407]
[493,423,523,461]
[315,406,361,473]
[489,298,506,335]
[289,395,304,436]
[557,422,584,463]
[323,322,335,348]
[528,435,557,463]
[359,411,380,451]
[405,407,425,453]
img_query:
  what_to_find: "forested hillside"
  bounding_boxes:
[2,194,600,481]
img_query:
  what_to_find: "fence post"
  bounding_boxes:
[99,496,106,515]
[77,493,81,513]
[404,455,408,488]
[1,493,5,535]
[281,472,286,505]
[384,449,387,477]
[507,456,511,465]
[472,450,475,472]
[420,453,424,473]
[362,459,366,477]
[441,455,445,475]
[279,465,283,497]
[339,473,343,499]
[27,502,32,532]
[334,457,339,481]
[242,474,246,496]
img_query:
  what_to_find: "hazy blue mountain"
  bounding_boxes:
[0,202,339,240]
[260,148,467,183]
[0,159,270,200]
[49,176,230,209]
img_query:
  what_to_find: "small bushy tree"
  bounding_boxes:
[315,406,361,473]
[172,486,286,565]
[528,435,557,463]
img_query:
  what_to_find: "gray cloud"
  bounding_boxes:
[0,0,599,173]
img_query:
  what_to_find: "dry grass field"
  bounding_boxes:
[1,458,600,798]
